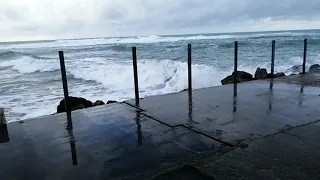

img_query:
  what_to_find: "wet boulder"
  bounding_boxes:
[221,71,253,85]
[107,100,118,104]
[93,100,105,106]
[274,72,286,78]
[254,68,268,79]
[57,97,92,113]
[285,65,302,74]
[71,104,85,111]
[309,64,320,73]
[0,107,6,125]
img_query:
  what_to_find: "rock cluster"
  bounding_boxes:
[221,64,320,85]
[57,97,117,113]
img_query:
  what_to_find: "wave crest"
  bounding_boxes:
[0,56,59,73]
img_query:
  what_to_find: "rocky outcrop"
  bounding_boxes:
[221,67,287,85]
[57,97,113,113]
[93,100,105,106]
[57,97,93,113]
[285,65,302,74]
[309,64,320,73]
[221,71,253,85]
[107,100,118,104]
[0,108,9,143]
[254,68,268,79]
[274,72,285,78]
[71,104,85,111]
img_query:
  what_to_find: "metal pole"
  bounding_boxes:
[59,51,73,130]
[271,40,275,76]
[188,44,192,91]
[132,47,139,106]
[234,41,238,97]
[302,39,307,74]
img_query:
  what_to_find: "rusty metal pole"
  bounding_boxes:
[132,47,140,106]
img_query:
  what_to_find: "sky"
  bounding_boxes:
[1,0,320,42]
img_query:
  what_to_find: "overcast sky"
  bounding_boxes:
[1,0,320,41]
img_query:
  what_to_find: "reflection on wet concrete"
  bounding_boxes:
[135,111,143,146]
[299,86,304,107]
[233,83,237,113]
[67,128,78,166]
[126,74,320,145]
[0,103,221,179]
[268,79,274,112]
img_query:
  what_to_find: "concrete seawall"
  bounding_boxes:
[0,74,319,179]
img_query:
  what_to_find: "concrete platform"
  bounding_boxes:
[0,103,221,180]
[125,74,320,146]
[192,122,320,180]
[1,74,320,180]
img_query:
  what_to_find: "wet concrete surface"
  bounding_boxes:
[1,74,320,180]
[0,103,221,180]
[126,74,320,145]
[192,122,320,180]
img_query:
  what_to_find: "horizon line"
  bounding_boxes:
[1,28,319,44]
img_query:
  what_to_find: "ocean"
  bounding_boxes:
[0,29,319,122]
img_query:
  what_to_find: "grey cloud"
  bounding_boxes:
[1,0,320,41]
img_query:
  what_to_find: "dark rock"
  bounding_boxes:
[221,71,253,85]
[254,68,268,79]
[107,100,118,104]
[274,72,285,78]
[57,97,92,113]
[0,107,6,125]
[285,65,302,74]
[93,100,105,106]
[267,73,274,78]
[309,64,320,73]
[71,104,85,111]
[180,88,188,92]
[0,124,9,143]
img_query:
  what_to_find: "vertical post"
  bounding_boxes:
[188,44,192,91]
[271,40,275,76]
[132,47,139,106]
[302,39,307,74]
[59,51,73,130]
[234,41,238,97]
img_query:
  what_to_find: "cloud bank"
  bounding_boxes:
[1,0,320,41]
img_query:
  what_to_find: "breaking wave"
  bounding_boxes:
[0,31,314,49]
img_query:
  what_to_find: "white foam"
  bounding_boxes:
[1,32,314,50]
[69,58,225,93]
[0,56,59,73]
